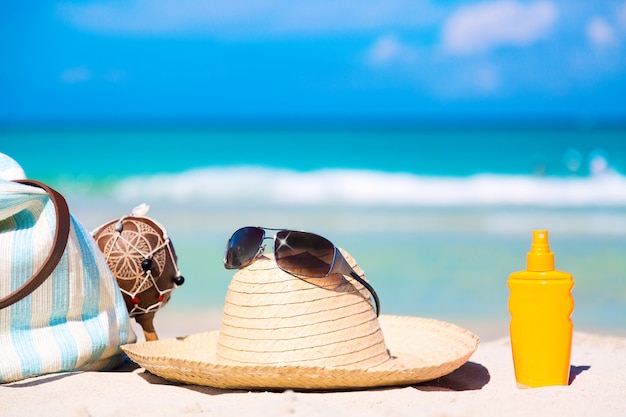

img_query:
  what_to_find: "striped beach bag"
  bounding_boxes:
[0,154,136,383]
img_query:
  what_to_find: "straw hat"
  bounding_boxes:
[122,250,479,390]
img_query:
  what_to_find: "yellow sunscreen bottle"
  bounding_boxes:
[508,230,574,388]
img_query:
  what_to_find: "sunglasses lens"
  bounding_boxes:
[224,227,265,269]
[274,231,335,277]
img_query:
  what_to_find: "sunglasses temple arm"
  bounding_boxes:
[349,271,381,317]
[332,249,380,317]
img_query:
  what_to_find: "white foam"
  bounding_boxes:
[112,166,626,207]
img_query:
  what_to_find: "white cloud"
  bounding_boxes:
[60,67,128,83]
[367,34,417,65]
[60,66,91,83]
[441,0,558,55]
[586,17,616,48]
[56,0,440,38]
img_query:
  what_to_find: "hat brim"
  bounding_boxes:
[122,315,479,390]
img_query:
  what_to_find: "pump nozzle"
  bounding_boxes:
[526,230,555,271]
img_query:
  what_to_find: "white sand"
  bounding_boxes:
[1,310,625,417]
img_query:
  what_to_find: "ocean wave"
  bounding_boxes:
[111,166,626,207]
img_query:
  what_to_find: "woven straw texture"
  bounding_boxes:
[123,253,479,390]
[122,315,478,390]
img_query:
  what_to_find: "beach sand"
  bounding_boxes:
[1,309,625,417]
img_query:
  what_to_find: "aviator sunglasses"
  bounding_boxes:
[224,227,380,316]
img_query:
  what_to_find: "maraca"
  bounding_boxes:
[92,204,184,341]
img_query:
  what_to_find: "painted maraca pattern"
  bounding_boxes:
[92,204,184,341]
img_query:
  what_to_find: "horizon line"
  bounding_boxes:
[1,116,625,131]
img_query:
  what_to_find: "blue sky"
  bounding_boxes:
[1,0,625,125]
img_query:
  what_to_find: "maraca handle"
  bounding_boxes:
[135,312,159,341]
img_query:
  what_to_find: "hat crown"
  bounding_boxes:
[216,251,390,368]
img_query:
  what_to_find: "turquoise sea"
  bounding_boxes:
[2,125,626,339]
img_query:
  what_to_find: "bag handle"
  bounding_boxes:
[0,180,71,310]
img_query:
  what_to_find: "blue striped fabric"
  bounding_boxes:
[0,176,136,383]
[9,208,42,379]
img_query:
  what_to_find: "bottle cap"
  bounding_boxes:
[526,230,555,271]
